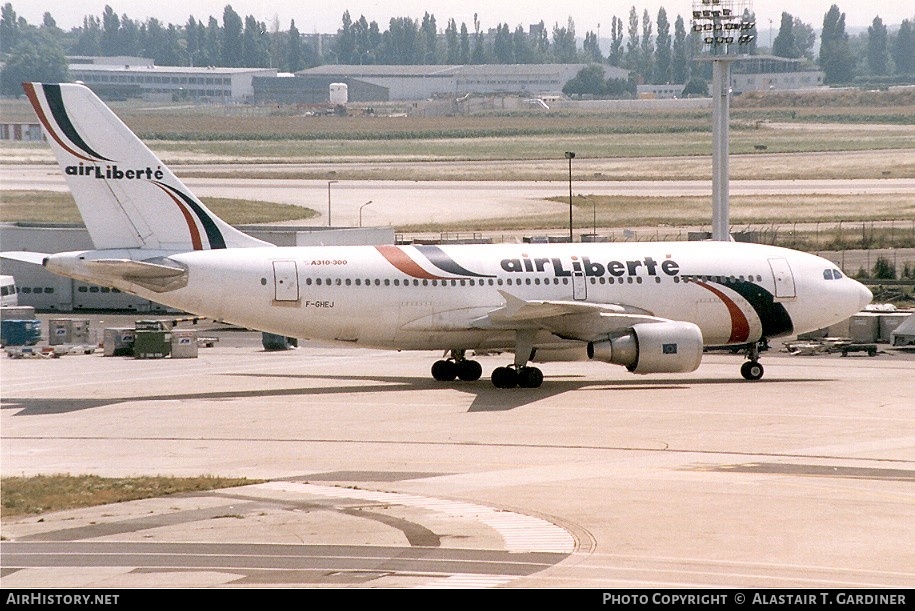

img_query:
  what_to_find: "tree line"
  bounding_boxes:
[1,3,913,97]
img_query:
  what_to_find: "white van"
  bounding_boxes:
[1,275,18,307]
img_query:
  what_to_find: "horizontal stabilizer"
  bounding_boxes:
[0,251,49,265]
[83,258,188,292]
[86,258,186,279]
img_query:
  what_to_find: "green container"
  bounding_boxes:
[134,329,171,359]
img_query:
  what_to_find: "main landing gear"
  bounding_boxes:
[491,365,543,389]
[740,340,766,381]
[431,350,483,382]
[490,329,543,389]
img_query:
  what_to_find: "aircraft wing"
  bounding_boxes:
[472,290,671,341]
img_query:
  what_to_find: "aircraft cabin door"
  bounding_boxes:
[572,271,587,301]
[273,260,300,302]
[768,258,796,299]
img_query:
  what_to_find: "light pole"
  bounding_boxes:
[359,200,373,227]
[327,180,338,227]
[565,151,575,242]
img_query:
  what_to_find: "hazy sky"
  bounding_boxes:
[12,1,914,35]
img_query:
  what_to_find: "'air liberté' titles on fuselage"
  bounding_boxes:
[500,253,679,278]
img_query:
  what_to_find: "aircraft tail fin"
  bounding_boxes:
[23,82,270,251]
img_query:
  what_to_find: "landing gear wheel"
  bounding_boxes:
[517,366,544,388]
[431,359,457,382]
[741,360,764,381]
[491,366,519,389]
[456,359,483,381]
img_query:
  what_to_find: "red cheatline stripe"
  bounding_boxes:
[152,182,203,250]
[375,245,444,279]
[696,281,751,343]
[22,83,96,162]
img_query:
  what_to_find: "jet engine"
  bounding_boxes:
[587,322,703,374]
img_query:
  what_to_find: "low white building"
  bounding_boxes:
[68,59,277,102]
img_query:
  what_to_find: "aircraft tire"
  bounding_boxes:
[491,366,518,389]
[431,359,458,382]
[517,366,544,388]
[740,360,764,381]
[457,359,483,381]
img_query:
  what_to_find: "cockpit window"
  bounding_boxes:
[823,269,845,280]
[823,270,833,280]
[833,269,843,279]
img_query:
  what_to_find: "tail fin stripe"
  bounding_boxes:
[153,181,226,249]
[151,183,203,250]
[23,82,97,163]
[42,84,113,162]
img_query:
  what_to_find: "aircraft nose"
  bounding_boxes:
[855,281,873,311]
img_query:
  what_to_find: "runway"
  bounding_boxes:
[2,319,913,588]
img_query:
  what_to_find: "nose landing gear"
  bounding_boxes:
[741,340,766,381]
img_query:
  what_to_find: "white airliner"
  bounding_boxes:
[4,82,872,387]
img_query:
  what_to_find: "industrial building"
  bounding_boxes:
[729,55,825,93]
[254,64,599,103]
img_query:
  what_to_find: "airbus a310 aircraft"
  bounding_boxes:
[4,82,872,388]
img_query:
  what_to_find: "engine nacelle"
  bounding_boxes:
[587,321,703,374]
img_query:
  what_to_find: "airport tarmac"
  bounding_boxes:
[1,317,913,588]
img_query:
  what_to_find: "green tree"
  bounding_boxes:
[420,12,437,64]
[459,22,470,64]
[336,11,355,64]
[445,19,459,63]
[607,15,623,67]
[201,16,222,67]
[772,12,798,59]
[242,15,269,67]
[100,5,120,56]
[872,257,896,280]
[625,7,640,71]
[563,64,606,95]
[73,15,102,56]
[470,14,485,64]
[222,5,243,67]
[653,8,671,84]
[866,16,890,76]
[494,23,513,63]
[681,77,708,97]
[119,14,141,57]
[891,19,913,75]
[582,31,601,63]
[1,2,19,53]
[512,25,535,64]
[820,5,854,84]
[671,15,689,84]
[552,18,577,63]
[639,10,653,81]
[285,19,304,72]
[1,31,69,96]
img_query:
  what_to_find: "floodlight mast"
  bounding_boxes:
[691,0,755,241]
